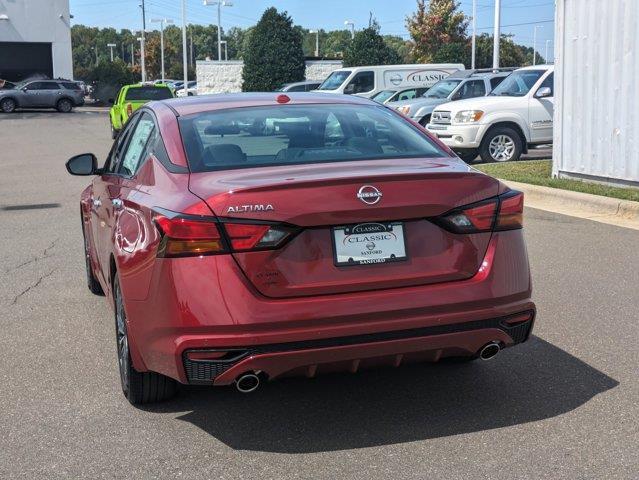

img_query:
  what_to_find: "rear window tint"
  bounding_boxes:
[178,104,448,172]
[125,87,173,101]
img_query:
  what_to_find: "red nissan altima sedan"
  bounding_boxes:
[66,93,535,404]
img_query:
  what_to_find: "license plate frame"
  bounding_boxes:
[332,221,408,267]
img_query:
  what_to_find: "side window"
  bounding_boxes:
[536,72,554,96]
[118,113,156,176]
[287,84,306,92]
[105,116,138,173]
[345,71,375,94]
[397,89,417,101]
[458,80,486,99]
[490,77,506,90]
[25,82,52,91]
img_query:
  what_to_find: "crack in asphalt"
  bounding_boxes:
[6,238,59,273]
[10,269,57,305]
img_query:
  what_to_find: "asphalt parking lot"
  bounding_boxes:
[0,109,637,479]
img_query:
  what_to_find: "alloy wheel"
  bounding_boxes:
[1,98,15,113]
[488,134,516,162]
[115,282,130,392]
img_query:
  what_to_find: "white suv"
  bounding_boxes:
[426,65,554,162]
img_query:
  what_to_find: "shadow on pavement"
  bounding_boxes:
[144,336,617,453]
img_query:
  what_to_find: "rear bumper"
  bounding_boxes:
[123,230,534,384]
[185,312,534,385]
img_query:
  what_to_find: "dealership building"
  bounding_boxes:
[0,0,73,81]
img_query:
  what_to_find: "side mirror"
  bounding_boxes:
[66,153,98,176]
[535,86,552,98]
[22,87,28,92]
[107,98,115,105]
[344,84,355,94]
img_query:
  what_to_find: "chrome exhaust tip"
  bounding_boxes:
[235,373,260,393]
[479,342,500,361]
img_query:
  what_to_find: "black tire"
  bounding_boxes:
[187,92,194,96]
[455,149,479,163]
[418,114,431,127]
[1,97,16,113]
[56,98,73,113]
[479,126,523,163]
[114,275,178,405]
[82,221,104,295]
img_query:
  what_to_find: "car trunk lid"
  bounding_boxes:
[188,158,500,298]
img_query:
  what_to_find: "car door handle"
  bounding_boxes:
[111,198,123,209]
[92,198,102,208]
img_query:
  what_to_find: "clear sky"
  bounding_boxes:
[69,0,556,58]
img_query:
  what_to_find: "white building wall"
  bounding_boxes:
[0,0,73,79]
[553,0,639,186]
[197,60,343,95]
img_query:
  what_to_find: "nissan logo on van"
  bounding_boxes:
[389,73,403,86]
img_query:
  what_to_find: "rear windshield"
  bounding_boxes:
[317,71,351,91]
[371,90,396,103]
[489,70,545,97]
[125,87,173,101]
[178,104,448,172]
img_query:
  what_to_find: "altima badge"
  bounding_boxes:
[227,204,274,213]
[357,185,382,205]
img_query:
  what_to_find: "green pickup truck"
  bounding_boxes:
[109,83,174,138]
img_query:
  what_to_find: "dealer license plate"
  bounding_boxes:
[332,222,407,266]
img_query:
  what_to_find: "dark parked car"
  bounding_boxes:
[277,80,321,92]
[0,79,85,113]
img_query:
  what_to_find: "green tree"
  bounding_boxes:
[383,35,413,63]
[85,59,136,103]
[473,33,542,68]
[242,8,305,91]
[407,0,468,63]
[343,21,401,67]
[322,30,351,58]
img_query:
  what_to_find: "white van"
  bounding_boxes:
[315,64,465,98]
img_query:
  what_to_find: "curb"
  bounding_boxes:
[498,179,639,230]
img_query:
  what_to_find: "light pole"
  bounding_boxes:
[203,0,233,62]
[309,29,319,57]
[137,36,144,76]
[471,0,476,69]
[107,43,116,61]
[545,39,552,63]
[139,0,147,82]
[181,0,188,87]
[344,20,355,39]
[151,18,173,82]
[220,40,228,61]
[492,0,501,69]
[533,24,543,66]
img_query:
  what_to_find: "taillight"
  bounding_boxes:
[126,103,133,116]
[154,211,297,257]
[155,214,225,257]
[224,223,293,251]
[434,190,524,233]
[495,190,524,230]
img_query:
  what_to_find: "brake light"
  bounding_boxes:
[126,103,133,116]
[155,214,225,257]
[434,190,524,233]
[224,223,294,251]
[496,190,524,230]
[154,211,297,257]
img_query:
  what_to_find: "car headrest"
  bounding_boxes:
[203,144,247,165]
[345,137,384,154]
